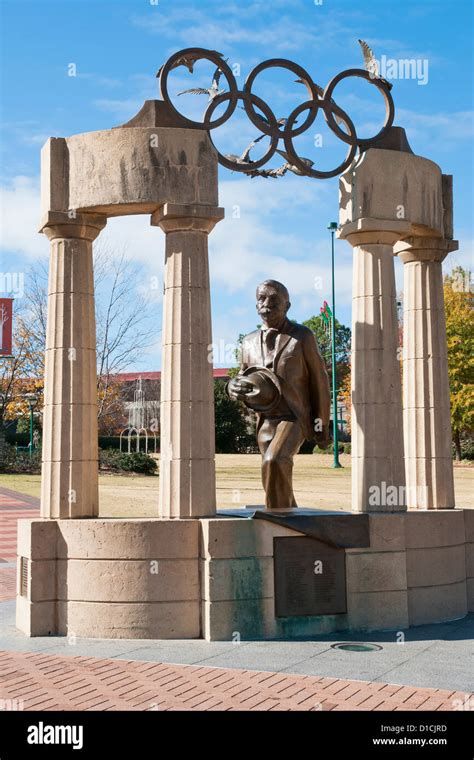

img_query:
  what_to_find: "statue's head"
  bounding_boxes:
[256,280,290,328]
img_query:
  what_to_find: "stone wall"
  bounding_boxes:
[17,511,473,640]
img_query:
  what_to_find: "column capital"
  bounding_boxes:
[39,211,107,242]
[338,218,412,248]
[151,203,225,234]
[394,236,459,264]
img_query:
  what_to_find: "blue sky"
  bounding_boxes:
[0,0,472,370]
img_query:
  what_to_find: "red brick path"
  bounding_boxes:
[0,566,16,601]
[0,487,40,564]
[0,651,470,712]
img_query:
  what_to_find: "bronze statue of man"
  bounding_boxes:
[227,280,331,510]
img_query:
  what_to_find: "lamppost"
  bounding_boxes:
[0,393,5,451]
[328,222,342,469]
[24,393,38,457]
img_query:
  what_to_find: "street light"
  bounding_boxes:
[327,222,342,469]
[24,393,38,457]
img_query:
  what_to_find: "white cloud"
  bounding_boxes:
[0,176,47,260]
[76,72,122,89]
[363,38,440,64]
[1,121,65,151]
[100,214,165,270]
[20,133,53,147]
[396,108,474,142]
[326,92,473,146]
[94,180,351,349]
[131,4,355,55]
[209,176,352,313]
[93,98,145,121]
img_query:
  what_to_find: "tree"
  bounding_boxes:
[444,267,474,460]
[303,314,351,386]
[96,377,126,436]
[339,369,351,434]
[0,242,156,437]
[214,379,248,453]
[94,245,154,429]
[0,307,45,432]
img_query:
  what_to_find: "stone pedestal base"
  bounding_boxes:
[16,510,473,640]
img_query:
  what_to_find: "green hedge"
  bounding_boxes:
[0,442,158,475]
[0,443,42,474]
[2,433,160,452]
[454,439,474,460]
[314,442,349,455]
[99,449,158,474]
[5,431,30,447]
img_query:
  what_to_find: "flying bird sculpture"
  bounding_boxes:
[156,50,224,78]
[275,149,314,176]
[178,62,227,102]
[226,134,289,179]
[358,39,393,90]
[247,164,288,179]
[224,133,266,167]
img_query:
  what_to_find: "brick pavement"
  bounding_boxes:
[0,487,40,564]
[0,650,470,712]
[0,566,16,601]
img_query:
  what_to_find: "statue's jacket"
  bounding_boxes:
[239,319,331,442]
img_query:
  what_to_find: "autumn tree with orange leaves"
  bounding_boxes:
[444,267,474,460]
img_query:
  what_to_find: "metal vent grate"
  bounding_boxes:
[20,557,28,597]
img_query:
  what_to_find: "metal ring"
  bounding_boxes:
[158,50,397,179]
[282,102,358,179]
[159,47,239,130]
[323,68,394,146]
[205,91,280,172]
[243,58,321,138]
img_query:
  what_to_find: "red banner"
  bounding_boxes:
[0,298,13,356]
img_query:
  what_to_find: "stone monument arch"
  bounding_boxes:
[39,99,224,521]
[16,49,473,640]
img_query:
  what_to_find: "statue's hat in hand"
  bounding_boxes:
[239,366,282,413]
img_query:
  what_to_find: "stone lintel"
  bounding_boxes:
[39,211,107,241]
[151,203,225,234]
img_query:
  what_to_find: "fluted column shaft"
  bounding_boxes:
[345,230,406,512]
[151,203,224,518]
[40,211,107,518]
[395,237,457,509]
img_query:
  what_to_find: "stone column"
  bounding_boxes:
[395,236,457,509]
[40,211,107,518]
[339,226,406,513]
[151,203,224,519]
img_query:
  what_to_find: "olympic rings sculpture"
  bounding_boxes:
[158,48,395,180]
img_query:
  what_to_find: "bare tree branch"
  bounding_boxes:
[1,240,159,436]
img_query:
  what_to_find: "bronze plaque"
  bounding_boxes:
[274,537,346,617]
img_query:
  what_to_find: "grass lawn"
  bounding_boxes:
[1,453,472,517]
